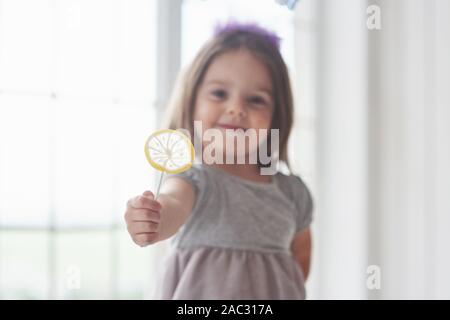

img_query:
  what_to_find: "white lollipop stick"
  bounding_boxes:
[154,171,164,201]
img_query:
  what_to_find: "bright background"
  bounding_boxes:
[0,0,449,299]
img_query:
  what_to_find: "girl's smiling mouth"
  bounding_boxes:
[216,123,248,131]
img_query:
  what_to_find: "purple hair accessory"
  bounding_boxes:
[213,21,281,50]
[275,0,300,10]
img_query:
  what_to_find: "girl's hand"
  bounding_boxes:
[124,190,162,247]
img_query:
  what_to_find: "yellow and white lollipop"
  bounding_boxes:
[144,129,194,200]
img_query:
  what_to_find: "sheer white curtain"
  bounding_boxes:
[313,0,450,299]
[367,0,450,299]
[310,0,368,299]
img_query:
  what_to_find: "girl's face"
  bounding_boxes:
[193,49,274,161]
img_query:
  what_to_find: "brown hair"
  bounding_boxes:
[162,27,294,169]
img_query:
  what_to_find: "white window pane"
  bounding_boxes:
[118,229,170,299]
[53,100,115,227]
[57,0,115,98]
[0,95,51,227]
[0,0,53,93]
[116,0,156,102]
[117,230,153,299]
[55,231,112,299]
[112,104,156,224]
[0,231,49,299]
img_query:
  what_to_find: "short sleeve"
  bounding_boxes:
[161,164,205,211]
[289,175,314,233]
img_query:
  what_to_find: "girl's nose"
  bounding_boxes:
[226,98,247,119]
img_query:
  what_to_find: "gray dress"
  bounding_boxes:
[155,163,314,300]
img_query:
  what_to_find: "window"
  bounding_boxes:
[0,0,159,299]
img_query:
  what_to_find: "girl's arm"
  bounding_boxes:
[290,227,312,281]
[156,177,196,242]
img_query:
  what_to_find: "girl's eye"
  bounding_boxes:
[248,96,267,106]
[211,89,227,100]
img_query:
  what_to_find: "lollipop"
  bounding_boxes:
[144,129,195,200]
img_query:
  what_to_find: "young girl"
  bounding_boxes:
[124,22,314,300]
